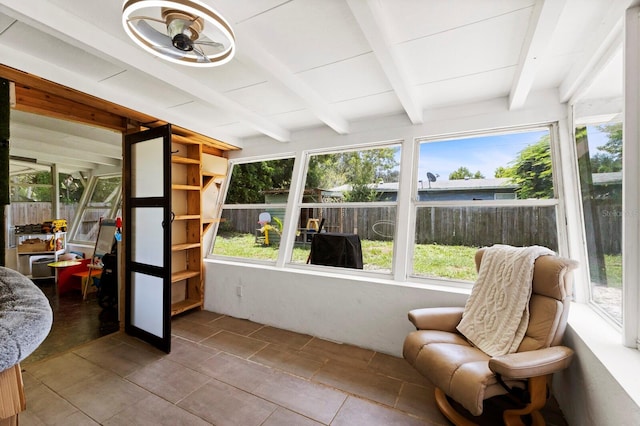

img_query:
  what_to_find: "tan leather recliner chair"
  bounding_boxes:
[403,248,578,426]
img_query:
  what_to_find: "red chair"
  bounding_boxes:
[56,258,91,295]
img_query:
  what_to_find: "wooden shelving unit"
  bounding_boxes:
[169,134,228,317]
[16,232,66,279]
[170,133,204,317]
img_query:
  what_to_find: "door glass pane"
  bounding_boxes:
[132,207,164,267]
[132,137,164,198]
[131,272,164,337]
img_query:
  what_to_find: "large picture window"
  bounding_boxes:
[412,127,559,282]
[290,144,401,272]
[213,157,295,262]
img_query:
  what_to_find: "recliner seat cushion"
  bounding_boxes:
[405,330,490,415]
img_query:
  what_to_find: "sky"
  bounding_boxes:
[416,126,612,183]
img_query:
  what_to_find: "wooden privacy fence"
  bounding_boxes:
[414,206,558,249]
[10,202,77,227]
[222,203,622,255]
[9,202,624,254]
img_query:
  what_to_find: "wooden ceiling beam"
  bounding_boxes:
[14,84,127,132]
[0,64,235,152]
[0,64,156,127]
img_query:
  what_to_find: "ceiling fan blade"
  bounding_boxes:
[193,40,224,50]
[130,19,173,49]
[192,46,212,63]
[151,44,188,59]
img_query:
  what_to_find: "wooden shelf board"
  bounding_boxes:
[173,214,201,221]
[171,242,201,251]
[171,156,200,165]
[171,299,202,316]
[172,184,200,191]
[171,269,200,283]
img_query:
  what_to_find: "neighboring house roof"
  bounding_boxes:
[330,178,517,193]
[416,178,517,191]
[592,172,622,185]
[329,173,620,193]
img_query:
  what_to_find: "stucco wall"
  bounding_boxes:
[203,260,468,355]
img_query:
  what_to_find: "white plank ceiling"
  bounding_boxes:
[0,0,630,173]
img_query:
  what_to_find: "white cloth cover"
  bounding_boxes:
[456,244,555,356]
[0,267,53,370]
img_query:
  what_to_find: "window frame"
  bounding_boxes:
[283,141,403,275]
[408,123,568,285]
[571,120,624,327]
[210,154,296,264]
[68,174,122,245]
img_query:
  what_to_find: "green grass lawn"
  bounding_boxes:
[212,232,622,285]
[213,232,479,279]
[604,254,622,288]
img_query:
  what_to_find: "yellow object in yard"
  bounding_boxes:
[51,219,67,232]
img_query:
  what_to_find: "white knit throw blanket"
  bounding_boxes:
[457,245,555,356]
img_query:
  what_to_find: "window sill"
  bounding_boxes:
[205,256,472,295]
[567,302,640,407]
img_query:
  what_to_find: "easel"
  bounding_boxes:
[82,218,117,300]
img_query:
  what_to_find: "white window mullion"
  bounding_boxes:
[555,112,590,304]
[623,5,640,349]
[277,151,306,268]
[392,136,415,282]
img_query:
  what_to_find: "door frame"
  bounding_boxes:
[123,124,172,353]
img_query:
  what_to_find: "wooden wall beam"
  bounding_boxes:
[0,64,235,152]
[14,84,127,132]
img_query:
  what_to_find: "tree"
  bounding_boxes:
[226,158,294,204]
[504,135,553,199]
[343,149,396,202]
[597,123,622,161]
[60,174,85,204]
[10,171,53,202]
[226,149,397,205]
[494,166,508,178]
[307,148,398,202]
[590,123,622,173]
[590,153,620,173]
[449,166,484,180]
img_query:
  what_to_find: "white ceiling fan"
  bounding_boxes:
[121,0,236,67]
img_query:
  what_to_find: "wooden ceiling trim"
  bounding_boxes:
[171,125,238,153]
[14,84,127,131]
[0,64,236,152]
[0,64,156,126]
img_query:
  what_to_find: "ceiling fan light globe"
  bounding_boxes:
[172,33,193,51]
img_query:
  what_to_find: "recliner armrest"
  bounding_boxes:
[489,346,574,379]
[408,307,464,331]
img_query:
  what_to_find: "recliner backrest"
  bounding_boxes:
[475,248,577,352]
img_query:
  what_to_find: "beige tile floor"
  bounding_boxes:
[19,310,568,425]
